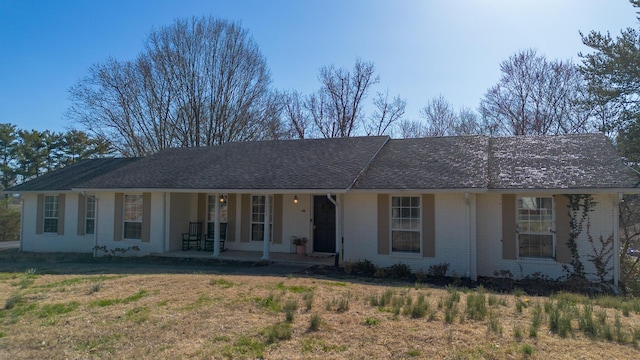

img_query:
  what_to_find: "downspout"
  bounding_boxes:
[19,195,24,252]
[326,193,340,267]
[614,193,622,293]
[261,194,271,260]
[162,192,167,252]
[465,192,471,279]
[93,195,99,257]
[213,193,221,258]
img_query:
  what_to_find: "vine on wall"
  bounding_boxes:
[562,194,596,278]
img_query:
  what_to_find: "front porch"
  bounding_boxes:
[154,249,336,267]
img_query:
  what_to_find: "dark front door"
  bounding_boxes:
[313,195,336,253]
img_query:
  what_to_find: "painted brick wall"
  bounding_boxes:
[476,193,617,281]
[343,193,473,277]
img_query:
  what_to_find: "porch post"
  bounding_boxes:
[262,194,271,260]
[213,193,221,258]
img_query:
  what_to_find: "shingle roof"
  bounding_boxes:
[353,136,489,190]
[8,133,639,193]
[488,133,639,189]
[7,158,140,192]
[77,136,389,190]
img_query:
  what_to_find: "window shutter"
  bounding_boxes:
[555,195,571,263]
[77,194,86,236]
[377,194,390,255]
[57,194,65,235]
[422,194,435,258]
[240,194,250,242]
[273,194,283,244]
[142,193,151,242]
[502,194,516,260]
[227,194,236,242]
[36,194,44,234]
[197,193,206,224]
[114,193,123,241]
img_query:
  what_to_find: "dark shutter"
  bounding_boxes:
[227,194,236,242]
[273,195,283,244]
[422,194,435,258]
[555,195,571,263]
[142,193,151,242]
[36,194,44,234]
[57,194,65,235]
[377,194,390,255]
[502,194,516,260]
[77,194,86,236]
[240,194,250,242]
[114,193,123,241]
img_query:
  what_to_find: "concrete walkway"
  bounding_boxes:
[0,241,19,251]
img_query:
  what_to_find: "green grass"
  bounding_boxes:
[253,293,282,312]
[125,306,151,323]
[309,313,321,331]
[4,292,23,310]
[223,336,265,359]
[263,322,292,344]
[364,317,380,326]
[38,301,80,318]
[209,277,235,288]
[465,292,488,320]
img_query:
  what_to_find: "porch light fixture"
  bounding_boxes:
[219,195,225,203]
[293,195,299,204]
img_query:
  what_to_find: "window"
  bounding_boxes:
[391,196,421,253]
[123,194,143,239]
[251,195,273,241]
[43,195,59,233]
[517,196,554,258]
[85,195,96,235]
[207,194,228,234]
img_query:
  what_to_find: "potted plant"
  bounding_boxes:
[292,237,307,254]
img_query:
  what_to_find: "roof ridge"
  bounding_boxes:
[347,136,391,191]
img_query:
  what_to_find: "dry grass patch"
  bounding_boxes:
[1,270,640,359]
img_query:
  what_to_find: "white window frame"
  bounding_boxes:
[43,195,59,233]
[207,194,228,235]
[516,196,555,259]
[390,195,421,254]
[251,195,273,242]
[123,194,143,240]
[85,195,96,235]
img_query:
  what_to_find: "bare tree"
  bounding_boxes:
[67,17,278,156]
[480,49,591,136]
[282,91,310,139]
[398,119,428,139]
[419,95,458,136]
[365,90,406,136]
[411,95,483,137]
[307,59,379,138]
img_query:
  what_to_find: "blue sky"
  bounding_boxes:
[0,0,637,133]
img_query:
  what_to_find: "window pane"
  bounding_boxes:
[390,196,421,253]
[124,222,142,239]
[392,230,420,253]
[124,195,143,222]
[86,219,95,234]
[517,196,553,258]
[251,195,273,241]
[519,234,553,258]
[252,224,264,241]
[43,218,58,233]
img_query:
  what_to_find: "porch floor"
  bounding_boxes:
[154,249,336,267]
